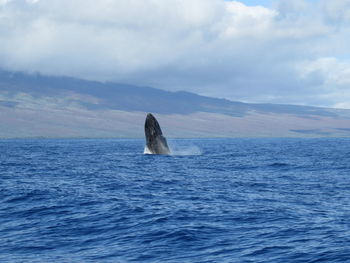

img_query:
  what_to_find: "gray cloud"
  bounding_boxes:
[1,0,350,107]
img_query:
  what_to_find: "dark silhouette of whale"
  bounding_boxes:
[144,113,170,154]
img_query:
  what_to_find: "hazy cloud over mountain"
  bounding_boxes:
[1,0,350,107]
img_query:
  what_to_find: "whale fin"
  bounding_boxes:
[144,113,170,155]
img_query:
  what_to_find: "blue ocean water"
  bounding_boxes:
[1,138,350,263]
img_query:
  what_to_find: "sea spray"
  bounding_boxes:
[144,146,152,154]
[169,145,202,156]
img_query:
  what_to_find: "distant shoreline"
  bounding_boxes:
[1,136,350,140]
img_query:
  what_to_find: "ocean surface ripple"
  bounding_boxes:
[1,138,350,262]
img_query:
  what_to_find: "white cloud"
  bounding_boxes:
[222,1,277,38]
[298,57,350,106]
[0,0,10,5]
[0,0,350,108]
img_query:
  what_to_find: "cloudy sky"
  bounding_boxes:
[1,0,350,108]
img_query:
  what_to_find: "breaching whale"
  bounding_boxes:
[144,113,170,155]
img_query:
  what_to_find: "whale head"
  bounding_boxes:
[144,113,170,155]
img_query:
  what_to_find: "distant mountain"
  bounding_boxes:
[1,70,350,138]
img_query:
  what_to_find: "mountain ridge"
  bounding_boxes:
[1,70,350,138]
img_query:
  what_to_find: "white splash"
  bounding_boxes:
[169,145,202,156]
[143,146,152,154]
[144,142,202,156]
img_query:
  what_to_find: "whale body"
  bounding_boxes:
[144,113,170,155]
